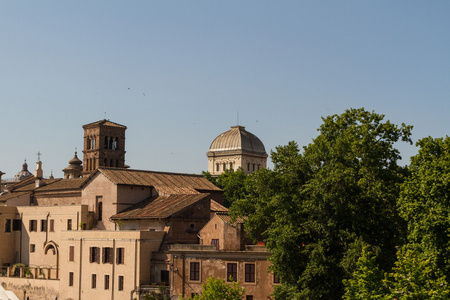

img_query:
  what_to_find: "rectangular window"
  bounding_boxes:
[91,274,97,289]
[274,273,280,284]
[67,219,72,230]
[247,163,250,171]
[102,247,113,264]
[5,219,11,233]
[246,296,253,300]
[245,263,255,283]
[69,246,75,262]
[216,164,219,172]
[211,239,219,250]
[161,270,169,283]
[12,219,21,231]
[29,220,37,232]
[227,263,237,282]
[41,219,47,232]
[90,247,100,263]
[104,274,110,290]
[49,219,54,232]
[30,244,35,253]
[118,275,124,291]
[190,262,200,281]
[69,272,74,287]
[116,248,124,264]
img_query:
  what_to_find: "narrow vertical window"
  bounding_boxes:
[223,163,226,171]
[98,202,103,221]
[69,272,74,287]
[50,219,54,232]
[104,274,110,290]
[273,273,280,284]
[30,244,35,253]
[216,163,219,172]
[92,274,97,289]
[116,248,125,264]
[67,219,72,230]
[4,219,11,233]
[69,246,75,262]
[41,219,47,232]
[190,262,200,281]
[247,163,250,171]
[211,239,219,250]
[118,275,124,291]
[229,162,233,170]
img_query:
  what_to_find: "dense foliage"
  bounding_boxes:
[203,109,450,299]
[181,276,245,300]
[231,108,413,299]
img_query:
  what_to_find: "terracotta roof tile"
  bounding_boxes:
[215,211,245,227]
[111,193,210,219]
[98,168,221,194]
[35,177,88,192]
[0,191,31,203]
[82,119,127,129]
[13,178,61,192]
[210,200,228,212]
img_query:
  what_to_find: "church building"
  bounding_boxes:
[0,120,276,300]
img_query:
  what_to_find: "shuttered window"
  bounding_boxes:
[90,247,100,263]
[116,248,124,264]
[102,247,113,264]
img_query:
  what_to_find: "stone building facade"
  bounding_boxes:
[0,120,275,300]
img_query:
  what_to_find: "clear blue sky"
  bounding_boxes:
[1,1,449,179]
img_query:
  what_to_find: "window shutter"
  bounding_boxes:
[95,247,100,263]
[109,248,113,263]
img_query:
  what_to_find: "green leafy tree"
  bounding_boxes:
[181,276,245,300]
[384,245,450,300]
[232,108,412,299]
[203,168,248,208]
[398,136,450,278]
[343,245,387,300]
[344,245,450,300]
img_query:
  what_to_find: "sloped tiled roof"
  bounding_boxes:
[210,200,228,212]
[12,178,61,192]
[0,191,31,203]
[82,119,127,129]
[215,211,245,227]
[96,168,222,194]
[111,193,210,220]
[35,177,88,192]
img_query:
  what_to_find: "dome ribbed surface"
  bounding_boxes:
[14,160,32,181]
[209,126,266,154]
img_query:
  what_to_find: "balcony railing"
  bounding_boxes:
[0,266,58,280]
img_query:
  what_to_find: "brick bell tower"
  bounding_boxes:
[82,119,127,176]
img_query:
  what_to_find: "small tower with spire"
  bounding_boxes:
[63,151,83,179]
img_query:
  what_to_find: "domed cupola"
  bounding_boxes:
[207,125,268,176]
[63,152,83,179]
[13,160,33,181]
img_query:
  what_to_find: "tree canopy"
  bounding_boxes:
[232,108,413,299]
[181,276,245,300]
